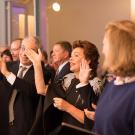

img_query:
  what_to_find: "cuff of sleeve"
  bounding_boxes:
[76,83,89,89]
[6,72,16,85]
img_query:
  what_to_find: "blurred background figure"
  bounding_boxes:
[95,20,135,135]
[0,49,13,81]
[41,50,55,83]
[0,46,8,56]
[10,38,22,61]
[1,49,13,62]
[49,50,59,71]
[100,71,116,86]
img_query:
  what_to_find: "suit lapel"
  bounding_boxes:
[57,62,71,79]
[7,61,20,75]
[23,65,34,79]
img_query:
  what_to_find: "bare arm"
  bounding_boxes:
[25,49,47,95]
[0,57,10,77]
[53,97,84,123]
[53,59,92,123]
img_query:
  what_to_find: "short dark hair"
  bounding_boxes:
[1,49,13,61]
[55,41,72,57]
[42,50,48,60]
[73,40,100,78]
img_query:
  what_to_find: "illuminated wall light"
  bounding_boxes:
[28,15,34,36]
[19,14,25,38]
[52,2,61,12]
[131,0,135,21]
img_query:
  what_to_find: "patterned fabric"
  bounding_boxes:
[62,73,76,91]
[62,73,103,95]
[89,77,103,94]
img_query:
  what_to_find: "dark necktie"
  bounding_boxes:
[9,66,27,123]
[55,69,60,78]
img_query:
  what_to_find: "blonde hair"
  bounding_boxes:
[103,20,135,77]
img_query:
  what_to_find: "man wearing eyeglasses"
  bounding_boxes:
[10,38,22,61]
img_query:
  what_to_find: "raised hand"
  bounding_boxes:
[25,48,48,95]
[0,58,10,77]
[79,59,91,84]
[25,48,42,65]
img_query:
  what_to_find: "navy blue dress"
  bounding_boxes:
[95,81,135,135]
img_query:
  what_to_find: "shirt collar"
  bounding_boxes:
[58,61,68,73]
[19,63,32,69]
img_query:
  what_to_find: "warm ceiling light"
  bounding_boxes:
[52,2,61,12]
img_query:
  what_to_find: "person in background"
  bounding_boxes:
[100,71,116,87]
[49,50,59,71]
[0,49,13,81]
[10,38,22,61]
[41,50,55,83]
[1,49,13,62]
[0,46,8,56]
[94,20,135,135]
[51,41,72,79]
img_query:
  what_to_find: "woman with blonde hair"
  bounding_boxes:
[94,20,135,135]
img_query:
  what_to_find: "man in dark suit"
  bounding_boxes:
[28,41,72,135]
[10,38,22,61]
[51,41,72,79]
[0,36,45,135]
[43,41,72,135]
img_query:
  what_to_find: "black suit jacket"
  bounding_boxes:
[28,62,71,135]
[54,62,71,80]
[43,78,96,135]
[44,62,71,112]
[0,61,40,135]
[44,64,55,84]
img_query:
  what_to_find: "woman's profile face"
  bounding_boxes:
[70,47,85,73]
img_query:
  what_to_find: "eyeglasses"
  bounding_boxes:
[10,48,20,52]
